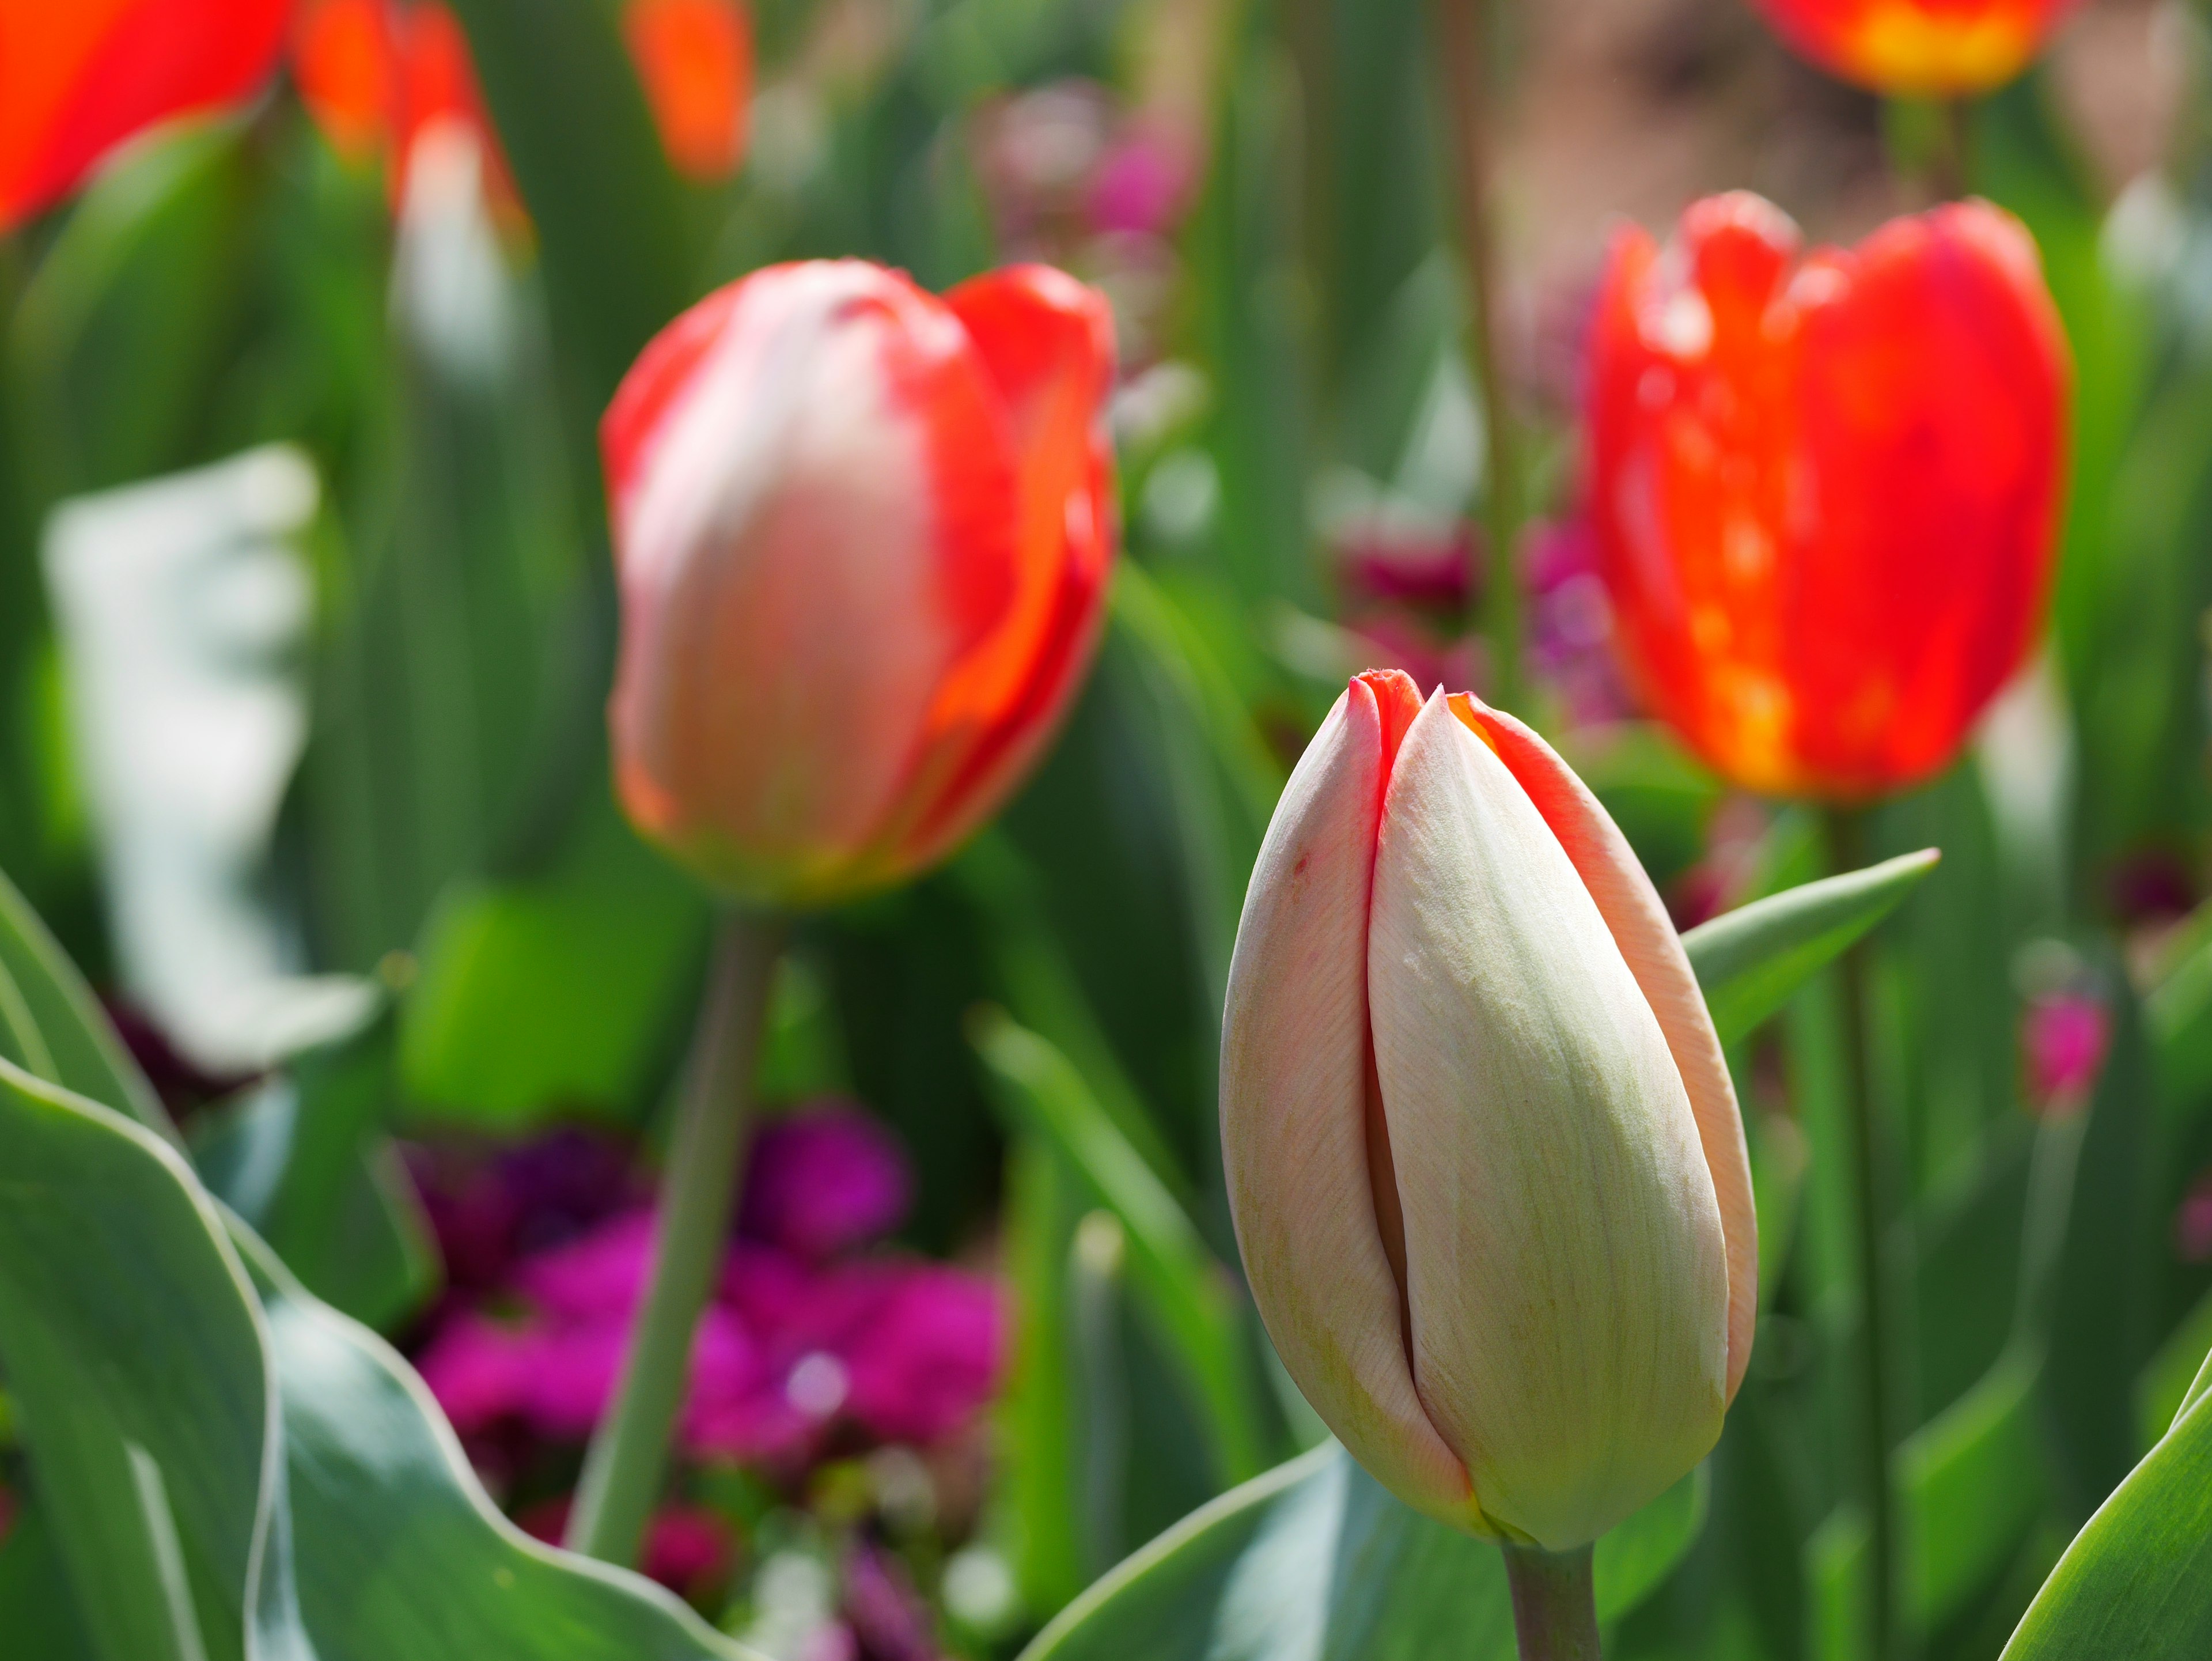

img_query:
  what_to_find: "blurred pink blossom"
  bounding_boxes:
[741,1107,913,1261]
[1525,516,1634,729]
[1086,127,1193,240]
[2176,1170,2212,1263]
[2021,992,2109,1119]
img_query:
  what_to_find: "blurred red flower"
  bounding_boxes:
[603,260,1117,906]
[1585,191,2069,801]
[1748,0,2081,96]
[0,0,290,230]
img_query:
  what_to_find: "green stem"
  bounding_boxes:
[1502,1542,1601,1660]
[1824,808,1900,1660]
[565,911,783,1565]
[1429,0,1524,709]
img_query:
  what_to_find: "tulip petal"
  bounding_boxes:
[1369,694,1728,1549]
[1,0,290,230]
[1449,695,1757,1403]
[603,260,1018,901]
[884,265,1118,876]
[1221,678,1477,1533]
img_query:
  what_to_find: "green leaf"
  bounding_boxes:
[0,864,168,1137]
[1020,1446,1704,1661]
[194,1012,436,1332]
[2001,1387,2212,1658]
[1681,849,1942,1048]
[444,0,692,416]
[971,1009,1267,1486]
[0,1050,766,1661]
[400,801,709,1125]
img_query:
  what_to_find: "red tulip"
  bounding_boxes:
[603,260,1117,906]
[1747,0,2080,95]
[1585,192,2069,800]
[0,0,290,230]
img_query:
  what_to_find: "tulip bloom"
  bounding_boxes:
[604,260,1116,906]
[1,0,290,230]
[1749,0,2080,96]
[1222,669,1756,1549]
[1586,194,2067,800]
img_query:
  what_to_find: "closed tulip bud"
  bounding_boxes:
[1586,194,2068,801]
[2,0,290,230]
[1748,0,2080,96]
[604,259,1116,906]
[1222,669,1756,1550]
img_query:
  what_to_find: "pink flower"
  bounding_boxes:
[2176,1170,2212,1264]
[518,1498,734,1595]
[2021,992,2109,1119]
[842,1265,1007,1446]
[1086,128,1193,239]
[414,1311,535,1433]
[842,1541,940,1661]
[740,1107,913,1260]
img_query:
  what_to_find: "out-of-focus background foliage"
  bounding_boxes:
[0,1,2207,1658]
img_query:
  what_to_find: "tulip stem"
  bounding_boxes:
[1824,808,1900,1660]
[1501,1543,1601,1660]
[566,910,784,1566]
[1429,0,1525,709]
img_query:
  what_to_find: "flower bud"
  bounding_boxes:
[603,259,1116,906]
[1221,669,1756,1549]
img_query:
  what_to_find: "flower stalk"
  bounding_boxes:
[1429,0,1524,709]
[1825,808,1900,1660]
[566,910,785,1565]
[1503,1543,1602,1660]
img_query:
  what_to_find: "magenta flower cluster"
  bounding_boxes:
[411,1107,1004,1473]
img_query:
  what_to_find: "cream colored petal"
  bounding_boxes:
[1453,696,1758,1402]
[1369,694,1728,1550]
[1220,681,1476,1530]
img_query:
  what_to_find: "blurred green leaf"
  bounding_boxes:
[400,799,708,1125]
[445,0,692,417]
[194,1012,435,1333]
[971,1009,1266,1486]
[1682,850,1942,1049]
[1021,1445,1703,1661]
[1000,1136,1089,1614]
[2001,1383,2212,1658]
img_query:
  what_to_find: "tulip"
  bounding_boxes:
[620,0,753,182]
[0,0,290,230]
[1585,193,2068,801]
[1221,667,1757,1550]
[603,259,1117,907]
[1748,0,2080,96]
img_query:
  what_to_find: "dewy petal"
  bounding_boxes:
[1369,694,1728,1550]
[880,264,1118,877]
[1450,694,1757,1403]
[1221,678,1476,1531]
[603,260,1019,902]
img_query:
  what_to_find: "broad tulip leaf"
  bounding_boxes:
[1681,849,1942,1047]
[0,1054,763,1661]
[1021,1444,1705,1660]
[2001,1380,2212,1658]
[0,865,168,1136]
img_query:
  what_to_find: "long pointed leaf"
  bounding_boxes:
[1682,849,1942,1047]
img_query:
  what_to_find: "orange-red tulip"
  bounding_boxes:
[1748,0,2080,95]
[1221,668,1755,1548]
[1585,193,2069,800]
[0,0,290,230]
[604,260,1116,906]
